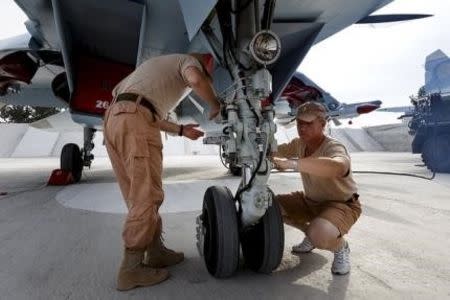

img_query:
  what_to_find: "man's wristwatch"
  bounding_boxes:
[178,124,184,136]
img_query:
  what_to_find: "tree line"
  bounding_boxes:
[0,105,61,123]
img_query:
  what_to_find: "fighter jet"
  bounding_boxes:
[273,71,382,127]
[0,1,430,175]
[378,49,450,117]
[0,0,430,278]
[408,49,450,172]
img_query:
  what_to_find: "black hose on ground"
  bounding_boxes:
[271,169,436,180]
[352,170,436,180]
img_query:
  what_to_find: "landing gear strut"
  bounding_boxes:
[82,127,96,168]
[197,0,284,277]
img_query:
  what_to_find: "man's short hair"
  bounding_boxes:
[296,101,328,122]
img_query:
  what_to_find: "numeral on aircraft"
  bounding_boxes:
[96,100,110,109]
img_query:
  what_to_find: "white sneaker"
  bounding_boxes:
[331,241,350,275]
[292,236,315,253]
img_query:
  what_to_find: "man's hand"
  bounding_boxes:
[181,124,204,140]
[272,158,298,171]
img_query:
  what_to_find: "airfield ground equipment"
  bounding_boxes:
[408,92,450,173]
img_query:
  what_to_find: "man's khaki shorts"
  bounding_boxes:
[275,191,361,235]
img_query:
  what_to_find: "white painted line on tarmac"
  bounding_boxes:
[55,179,240,214]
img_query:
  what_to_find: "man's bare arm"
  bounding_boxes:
[274,156,349,178]
[299,157,349,177]
[184,66,220,119]
[158,119,180,135]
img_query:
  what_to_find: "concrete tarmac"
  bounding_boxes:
[0,153,449,299]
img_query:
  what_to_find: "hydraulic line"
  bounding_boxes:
[0,183,49,199]
[352,170,436,180]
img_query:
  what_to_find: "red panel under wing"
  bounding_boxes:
[70,55,134,116]
[282,76,322,107]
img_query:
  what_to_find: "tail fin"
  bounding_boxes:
[425,49,448,71]
[424,49,450,94]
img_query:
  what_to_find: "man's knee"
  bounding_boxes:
[306,218,340,250]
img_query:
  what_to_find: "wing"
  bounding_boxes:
[1,0,429,129]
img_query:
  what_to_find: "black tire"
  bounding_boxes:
[240,190,284,274]
[202,186,240,278]
[61,143,83,182]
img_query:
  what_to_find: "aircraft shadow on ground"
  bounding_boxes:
[165,252,350,300]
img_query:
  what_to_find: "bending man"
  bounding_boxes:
[104,53,221,290]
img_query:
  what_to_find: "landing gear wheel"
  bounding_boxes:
[201,186,240,278]
[240,190,284,273]
[61,143,83,182]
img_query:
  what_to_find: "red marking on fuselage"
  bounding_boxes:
[70,55,134,116]
[356,104,379,114]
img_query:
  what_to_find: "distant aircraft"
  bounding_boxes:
[274,72,382,127]
[410,49,450,172]
[375,49,450,172]
[379,49,450,118]
[0,0,431,277]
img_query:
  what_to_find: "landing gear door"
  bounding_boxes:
[178,0,217,41]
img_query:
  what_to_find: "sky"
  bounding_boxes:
[1,0,449,126]
[301,0,450,108]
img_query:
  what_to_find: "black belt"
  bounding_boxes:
[116,93,157,115]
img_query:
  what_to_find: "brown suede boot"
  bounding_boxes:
[144,236,184,268]
[117,249,169,291]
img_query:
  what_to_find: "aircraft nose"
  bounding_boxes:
[357,104,380,114]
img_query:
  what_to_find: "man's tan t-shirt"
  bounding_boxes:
[112,54,203,119]
[276,136,357,202]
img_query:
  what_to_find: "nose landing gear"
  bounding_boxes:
[59,127,96,183]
